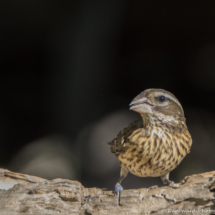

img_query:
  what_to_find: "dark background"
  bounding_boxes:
[1,0,215,190]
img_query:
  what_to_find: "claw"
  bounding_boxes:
[114,183,123,196]
[169,181,179,187]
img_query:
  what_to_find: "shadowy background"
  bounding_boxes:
[1,0,215,190]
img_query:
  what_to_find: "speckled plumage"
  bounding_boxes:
[108,89,192,193]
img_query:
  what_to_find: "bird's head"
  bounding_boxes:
[130,89,184,122]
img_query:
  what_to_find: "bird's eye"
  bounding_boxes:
[158,95,166,102]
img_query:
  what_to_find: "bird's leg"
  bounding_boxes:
[114,166,128,196]
[160,172,179,187]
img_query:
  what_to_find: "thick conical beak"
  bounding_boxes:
[129,94,154,114]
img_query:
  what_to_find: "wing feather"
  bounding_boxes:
[108,119,143,155]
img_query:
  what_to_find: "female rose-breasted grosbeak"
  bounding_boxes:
[108,89,192,195]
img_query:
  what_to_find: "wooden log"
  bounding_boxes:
[0,169,215,215]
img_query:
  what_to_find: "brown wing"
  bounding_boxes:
[108,119,143,155]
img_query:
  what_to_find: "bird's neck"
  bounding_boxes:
[140,113,186,129]
[140,113,151,127]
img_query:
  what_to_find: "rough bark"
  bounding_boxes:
[0,169,215,215]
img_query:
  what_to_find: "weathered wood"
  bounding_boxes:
[0,169,215,215]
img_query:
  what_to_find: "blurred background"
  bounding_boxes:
[1,0,215,191]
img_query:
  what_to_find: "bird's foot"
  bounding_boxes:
[168,181,179,187]
[162,177,179,188]
[114,183,123,196]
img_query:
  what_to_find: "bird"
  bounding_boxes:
[108,89,192,195]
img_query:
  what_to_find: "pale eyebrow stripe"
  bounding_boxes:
[154,92,184,113]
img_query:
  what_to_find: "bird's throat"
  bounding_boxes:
[140,113,151,127]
